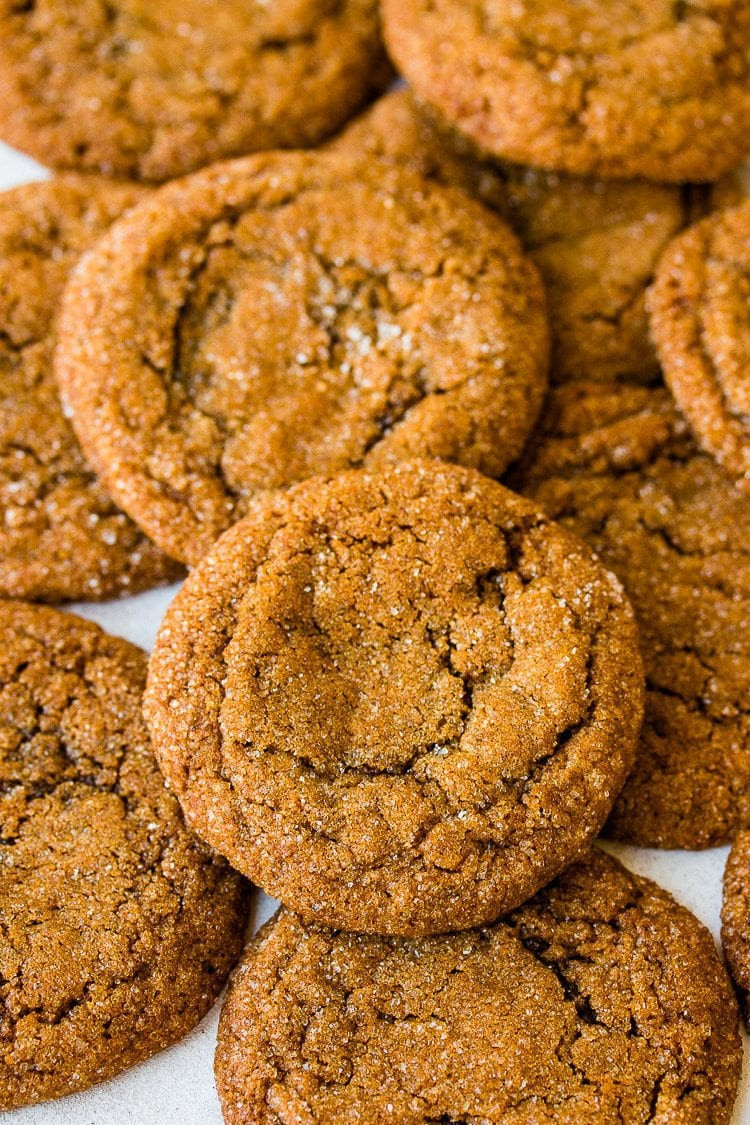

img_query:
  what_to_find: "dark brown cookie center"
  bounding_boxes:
[274,925,574,1107]
[176,241,425,495]
[162,186,511,501]
[216,503,596,868]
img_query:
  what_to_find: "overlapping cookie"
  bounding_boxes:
[0,0,391,181]
[514,381,750,848]
[0,176,180,603]
[216,850,741,1124]
[335,88,698,385]
[382,0,750,182]
[651,199,750,493]
[55,152,549,565]
[145,460,643,935]
[722,830,750,1027]
[0,602,248,1109]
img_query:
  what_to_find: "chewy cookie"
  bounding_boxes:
[0,0,390,181]
[650,199,750,492]
[145,461,643,936]
[722,830,750,1026]
[215,849,741,1124]
[0,601,248,1109]
[0,176,180,603]
[55,152,549,566]
[515,381,750,849]
[381,0,750,183]
[335,88,696,385]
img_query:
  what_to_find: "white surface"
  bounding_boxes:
[1,139,750,1124]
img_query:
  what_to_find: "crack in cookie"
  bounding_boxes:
[382,0,750,182]
[0,601,248,1110]
[55,152,549,566]
[513,380,750,847]
[0,0,391,180]
[215,850,741,1124]
[0,176,180,603]
[145,461,642,936]
[333,89,697,385]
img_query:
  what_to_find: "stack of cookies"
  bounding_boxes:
[1,2,750,1122]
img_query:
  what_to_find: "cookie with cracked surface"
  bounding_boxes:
[514,380,750,848]
[55,151,549,567]
[0,0,391,182]
[650,198,750,493]
[145,460,643,936]
[381,0,750,183]
[215,849,741,1125]
[0,175,181,603]
[334,88,696,385]
[0,601,249,1110]
[722,830,750,1026]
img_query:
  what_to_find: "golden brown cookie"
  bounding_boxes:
[650,199,750,492]
[334,88,695,385]
[514,381,750,849]
[216,849,741,1125]
[381,0,750,183]
[0,175,180,603]
[0,0,390,182]
[722,830,750,1026]
[0,601,248,1110]
[145,460,643,937]
[55,151,549,566]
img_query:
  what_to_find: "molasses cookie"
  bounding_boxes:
[0,601,248,1109]
[0,0,390,181]
[514,381,750,848]
[381,0,750,182]
[55,152,549,566]
[722,830,750,1025]
[145,460,643,936]
[650,199,750,492]
[335,88,695,385]
[215,849,741,1125]
[0,176,180,603]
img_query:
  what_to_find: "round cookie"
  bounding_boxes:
[514,381,750,849]
[55,152,549,566]
[145,460,643,936]
[650,199,750,493]
[334,88,696,385]
[722,830,750,1025]
[381,0,750,183]
[0,601,248,1109]
[215,849,742,1125]
[0,0,391,182]
[0,175,181,603]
